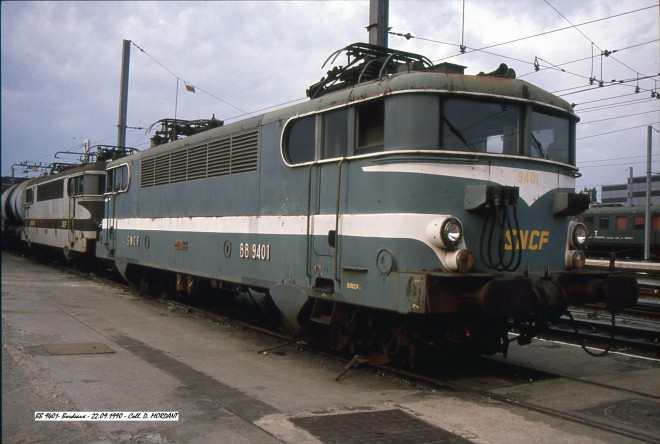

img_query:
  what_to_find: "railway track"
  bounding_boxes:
[545,313,660,354]
[18,256,660,443]
[35,252,660,358]
[367,358,660,444]
[159,295,660,444]
[46,250,660,358]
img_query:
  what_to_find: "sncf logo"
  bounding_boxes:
[504,230,550,250]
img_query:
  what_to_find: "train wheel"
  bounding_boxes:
[158,274,176,299]
[374,323,415,368]
[329,310,358,352]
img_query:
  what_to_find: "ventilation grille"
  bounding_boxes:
[141,158,155,187]
[141,128,258,188]
[37,179,64,201]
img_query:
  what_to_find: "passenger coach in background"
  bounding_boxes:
[581,204,660,259]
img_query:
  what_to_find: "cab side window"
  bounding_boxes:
[68,177,79,196]
[84,174,105,196]
[356,100,384,152]
[106,165,129,193]
[284,116,316,164]
[322,109,348,159]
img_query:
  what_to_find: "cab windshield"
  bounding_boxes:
[387,95,575,164]
[283,94,576,166]
[529,110,571,163]
[442,99,520,155]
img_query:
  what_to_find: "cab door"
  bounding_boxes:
[67,176,78,245]
[23,186,35,244]
[307,109,349,285]
[105,196,117,256]
[102,166,126,257]
[308,162,342,277]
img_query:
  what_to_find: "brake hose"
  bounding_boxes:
[563,309,614,357]
[479,186,523,272]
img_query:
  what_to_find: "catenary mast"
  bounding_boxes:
[116,39,131,148]
[368,0,389,48]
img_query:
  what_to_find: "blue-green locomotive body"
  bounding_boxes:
[55,44,641,356]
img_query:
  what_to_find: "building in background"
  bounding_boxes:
[601,175,660,206]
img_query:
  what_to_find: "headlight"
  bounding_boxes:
[427,216,464,249]
[571,222,588,250]
[441,217,463,248]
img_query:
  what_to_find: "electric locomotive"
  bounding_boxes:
[17,43,639,361]
[2,146,137,263]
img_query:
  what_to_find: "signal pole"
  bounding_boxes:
[644,126,652,260]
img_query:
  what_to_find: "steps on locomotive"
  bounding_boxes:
[310,298,338,325]
[310,278,336,325]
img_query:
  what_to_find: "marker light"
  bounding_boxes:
[568,250,586,269]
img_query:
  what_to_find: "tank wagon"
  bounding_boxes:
[2,180,30,237]
[581,204,660,259]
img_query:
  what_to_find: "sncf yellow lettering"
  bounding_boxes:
[504,230,550,250]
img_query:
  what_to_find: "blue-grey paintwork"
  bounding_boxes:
[98,69,580,315]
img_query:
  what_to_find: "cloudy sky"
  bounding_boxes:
[2,1,658,198]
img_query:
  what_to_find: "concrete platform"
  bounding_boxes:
[3,251,659,444]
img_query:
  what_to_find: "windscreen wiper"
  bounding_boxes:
[443,117,478,152]
[531,133,548,159]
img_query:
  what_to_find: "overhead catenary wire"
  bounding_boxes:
[519,39,660,80]
[554,76,660,100]
[579,161,660,170]
[389,3,659,135]
[582,156,654,174]
[579,154,660,164]
[390,4,657,63]
[390,2,658,104]
[131,41,250,117]
[119,41,309,127]
[223,97,308,122]
[10,5,657,179]
[551,73,659,95]
[542,0,646,84]
[576,97,658,113]
[575,91,655,106]
[577,122,660,140]
[578,110,660,125]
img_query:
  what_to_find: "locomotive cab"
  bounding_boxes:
[21,163,107,261]
[269,43,638,357]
